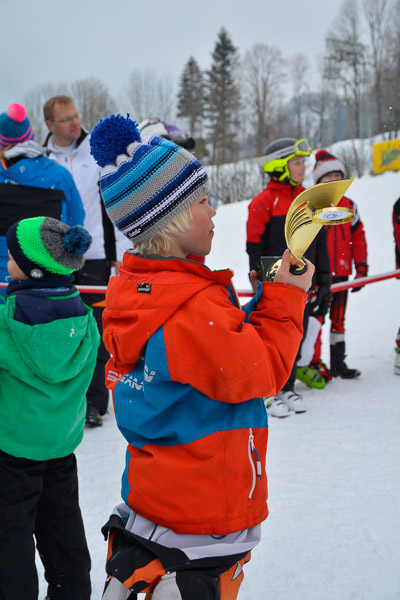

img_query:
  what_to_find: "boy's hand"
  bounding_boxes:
[274,250,314,292]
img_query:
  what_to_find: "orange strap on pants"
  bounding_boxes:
[218,552,250,599]
[144,552,251,600]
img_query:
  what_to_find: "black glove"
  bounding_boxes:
[311,284,333,317]
[351,266,368,293]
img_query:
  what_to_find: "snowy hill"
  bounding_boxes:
[39,166,400,599]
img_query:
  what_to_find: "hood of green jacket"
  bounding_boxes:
[3,295,97,383]
[0,296,100,460]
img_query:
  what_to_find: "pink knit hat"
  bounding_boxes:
[0,103,35,148]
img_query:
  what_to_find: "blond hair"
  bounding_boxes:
[135,205,193,256]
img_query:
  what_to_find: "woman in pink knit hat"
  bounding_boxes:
[0,102,84,288]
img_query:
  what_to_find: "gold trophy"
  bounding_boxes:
[260,178,355,280]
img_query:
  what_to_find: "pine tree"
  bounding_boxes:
[177,57,204,138]
[205,28,241,165]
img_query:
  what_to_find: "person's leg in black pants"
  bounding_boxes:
[0,450,91,600]
[283,300,311,392]
[74,258,110,425]
[0,450,42,600]
[35,453,91,600]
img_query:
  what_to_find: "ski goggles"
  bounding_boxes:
[293,138,312,156]
[264,138,312,163]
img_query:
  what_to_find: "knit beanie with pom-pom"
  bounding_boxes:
[313,149,345,184]
[0,103,35,148]
[89,114,209,243]
[6,217,91,279]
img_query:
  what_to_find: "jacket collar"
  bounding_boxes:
[43,127,88,152]
[123,251,234,287]
[6,275,74,296]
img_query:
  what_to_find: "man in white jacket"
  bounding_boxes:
[43,95,130,427]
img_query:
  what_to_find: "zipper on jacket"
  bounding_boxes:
[248,428,262,499]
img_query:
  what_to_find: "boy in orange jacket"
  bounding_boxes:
[90,115,314,600]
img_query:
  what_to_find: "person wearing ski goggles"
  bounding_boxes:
[263,138,312,186]
[247,136,331,417]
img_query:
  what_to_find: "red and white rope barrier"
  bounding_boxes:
[1,269,399,297]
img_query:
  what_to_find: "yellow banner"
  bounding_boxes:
[373,139,400,174]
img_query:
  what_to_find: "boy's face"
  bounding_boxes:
[287,155,306,184]
[7,252,28,280]
[319,171,343,183]
[169,194,216,258]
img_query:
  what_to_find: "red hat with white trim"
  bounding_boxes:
[313,149,345,184]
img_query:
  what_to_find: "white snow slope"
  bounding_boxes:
[39,168,400,599]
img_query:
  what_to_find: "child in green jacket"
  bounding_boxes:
[0,216,100,600]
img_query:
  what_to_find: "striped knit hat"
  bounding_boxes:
[7,217,91,279]
[0,103,35,149]
[313,149,345,184]
[89,114,209,243]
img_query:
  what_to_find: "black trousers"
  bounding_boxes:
[0,450,91,600]
[75,258,110,414]
[283,300,311,392]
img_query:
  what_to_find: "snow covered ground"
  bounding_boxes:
[39,168,400,599]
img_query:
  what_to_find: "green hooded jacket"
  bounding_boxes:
[0,294,100,460]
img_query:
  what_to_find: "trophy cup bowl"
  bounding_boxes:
[261,178,355,280]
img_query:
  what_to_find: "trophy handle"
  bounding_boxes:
[289,256,307,275]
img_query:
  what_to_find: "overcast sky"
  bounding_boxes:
[1,0,348,114]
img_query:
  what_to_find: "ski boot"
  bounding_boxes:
[310,359,332,382]
[264,396,291,418]
[296,365,326,389]
[395,348,400,376]
[85,405,103,427]
[330,342,360,379]
[278,389,306,413]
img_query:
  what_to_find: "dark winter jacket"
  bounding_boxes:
[246,179,331,286]
[0,279,100,460]
[325,195,368,277]
[394,197,400,269]
[0,141,84,285]
[0,141,84,226]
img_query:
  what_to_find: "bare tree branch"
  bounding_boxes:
[242,43,285,155]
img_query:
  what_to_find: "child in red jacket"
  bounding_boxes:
[89,115,314,600]
[246,138,331,416]
[311,149,369,379]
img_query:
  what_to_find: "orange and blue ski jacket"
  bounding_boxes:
[103,252,307,536]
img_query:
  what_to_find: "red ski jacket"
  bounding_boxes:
[246,180,331,285]
[325,196,368,277]
[103,253,307,535]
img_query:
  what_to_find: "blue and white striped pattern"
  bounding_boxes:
[99,135,209,242]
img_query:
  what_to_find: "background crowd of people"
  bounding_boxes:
[0,100,398,599]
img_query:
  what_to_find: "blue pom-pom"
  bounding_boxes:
[62,226,92,257]
[90,114,141,167]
